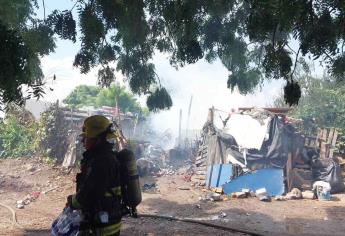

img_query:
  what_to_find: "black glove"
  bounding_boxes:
[65,195,73,209]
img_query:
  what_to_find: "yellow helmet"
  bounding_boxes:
[81,115,117,139]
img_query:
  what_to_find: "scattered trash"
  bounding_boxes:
[231,192,247,198]
[30,191,40,200]
[313,181,331,201]
[183,174,192,182]
[43,186,58,194]
[274,196,286,201]
[285,188,303,200]
[195,204,201,209]
[255,188,271,201]
[210,193,222,201]
[242,188,250,194]
[142,183,157,191]
[199,192,222,202]
[211,187,223,194]
[178,186,190,190]
[324,217,328,221]
[16,200,24,209]
[302,190,315,199]
[219,211,227,218]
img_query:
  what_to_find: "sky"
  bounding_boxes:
[30,0,322,135]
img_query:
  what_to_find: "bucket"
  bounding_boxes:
[316,188,331,201]
[313,181,331,201]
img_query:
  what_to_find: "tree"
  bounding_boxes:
[63,84,146,115]
[0,0,56,106]
[279,75,345,134]
[63,85,101,109]
[2,1,345,109]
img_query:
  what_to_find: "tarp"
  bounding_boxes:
[312,159,345,194]
[222,168,285,196]
[206,164,232,188]
[222,114,270,150]
[226,116,293,171]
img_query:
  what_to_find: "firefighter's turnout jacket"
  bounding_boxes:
[71,142,122,236]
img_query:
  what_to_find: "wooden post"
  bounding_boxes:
[178,109,182,148]
[186,95,193,148]
[207,106,214,124]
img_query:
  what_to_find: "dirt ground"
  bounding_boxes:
[1,158,345,236]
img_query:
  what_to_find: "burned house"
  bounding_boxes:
[193,107,344,196]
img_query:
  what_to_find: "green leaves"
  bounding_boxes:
[227,69,261,94]
[98,66,115,88]
[3,0,345,110]
[63,84,145,115]
[263,45,292,79]
[47,10,76,42]
[146,87,172,112]
[288,76,345,135]
[0,22,31,106]
[284,80,301,106]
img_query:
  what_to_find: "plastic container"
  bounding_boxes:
[316,189,331,201]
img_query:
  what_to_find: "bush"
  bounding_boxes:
[0,114,38,158]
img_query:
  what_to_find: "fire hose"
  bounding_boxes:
[137,213,266,236]
[0,202,22,228]
[0,203,265,235]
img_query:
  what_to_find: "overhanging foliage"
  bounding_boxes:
[2,0,345,109]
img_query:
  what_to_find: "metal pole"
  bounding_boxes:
[178,109,182,148]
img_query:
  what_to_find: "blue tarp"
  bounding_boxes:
[206,164,232,188]
[222,168,285,196]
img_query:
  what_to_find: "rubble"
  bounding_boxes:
[285,188,303,200]
[255,188,271,202]
[16,201,24,209]
[177,186,190,190]
[199,192,222,202]
[142,183,157,191]
[219,212,227,218]
[231,192,247,198]
[302,190,315,199]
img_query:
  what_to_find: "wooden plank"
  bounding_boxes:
[320,142,327,159]
[194,175,206,180]
[286,153,293,191]
[196,161,206,167]
[196,170,206,175]
[327,128,335,144]
[196,166,207,172]
[316,128,322,147]
[332,130,338,147]
[196,163,207,168]
[322,129,328,142]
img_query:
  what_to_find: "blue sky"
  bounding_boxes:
[35,0,321,132]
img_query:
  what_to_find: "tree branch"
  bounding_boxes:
[323,50,335,62]
[290,47,301,81]
[70,0,79,12]
[286,44,297,54]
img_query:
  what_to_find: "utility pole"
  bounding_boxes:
[178,109,182,148]
[186,95,193,148]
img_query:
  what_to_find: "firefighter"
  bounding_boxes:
[67,115,122,236]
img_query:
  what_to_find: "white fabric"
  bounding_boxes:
[227,153,246,168]
[313,181,331,192]
[222,114,270,150]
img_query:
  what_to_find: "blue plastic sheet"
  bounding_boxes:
[206,164,232,188]
[222,168,285,196]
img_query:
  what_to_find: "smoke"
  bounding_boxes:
[145,53,284,147]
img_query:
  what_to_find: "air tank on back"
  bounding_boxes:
[117,148,142,217]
